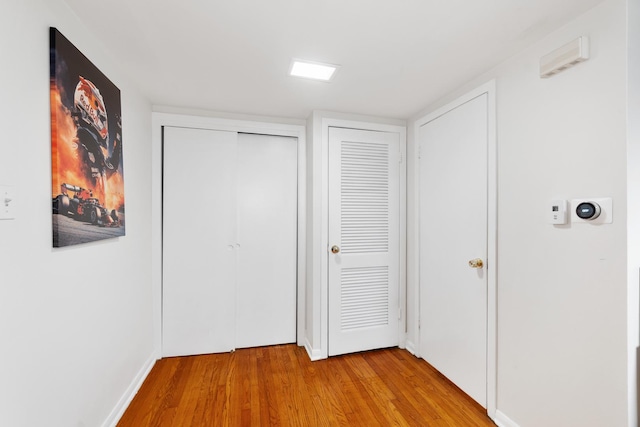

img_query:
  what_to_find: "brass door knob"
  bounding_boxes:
[331,245,340,254]
[468,258,483,269]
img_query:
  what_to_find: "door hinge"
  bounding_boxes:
[399,151,403,164]
[398,308,402,320]
[417,145,422,160]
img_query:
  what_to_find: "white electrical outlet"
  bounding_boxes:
[0,186,15,220]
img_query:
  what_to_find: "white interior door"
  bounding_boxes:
[162,126,237,357]
[235,133,297,348]
[328,127,400,356]
[419,94,488,406]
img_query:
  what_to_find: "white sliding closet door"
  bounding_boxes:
[162,127,297,357]
[162,126,237,357]
[236,133,297,348]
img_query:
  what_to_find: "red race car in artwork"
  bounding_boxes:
[52,183,119,227]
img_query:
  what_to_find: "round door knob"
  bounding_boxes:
[468,258,483,269]
[331,245,340,254]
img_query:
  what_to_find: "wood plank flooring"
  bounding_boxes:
[117,344,495,426]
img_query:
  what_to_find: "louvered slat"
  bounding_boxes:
[341,266,389,331]
[341,140,389,254]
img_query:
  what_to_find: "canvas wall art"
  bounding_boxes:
[50,28,125,247]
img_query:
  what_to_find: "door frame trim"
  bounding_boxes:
[151,112,306,359]
[412,80,497,418]
[319,117,407,360]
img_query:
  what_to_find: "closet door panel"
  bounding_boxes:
[162,126,237,357]
[235,133,298,348]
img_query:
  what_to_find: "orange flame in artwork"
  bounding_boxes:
[50,83,125,211]
[105,172,125,211]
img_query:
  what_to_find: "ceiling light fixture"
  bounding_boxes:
[289,59,339,82]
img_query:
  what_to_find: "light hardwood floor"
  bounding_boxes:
[117,344,495,426]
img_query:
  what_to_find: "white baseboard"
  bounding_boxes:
[304,338,324,361]
[405,339,417,356]
[493,410,520,427]
[101,354,157,427]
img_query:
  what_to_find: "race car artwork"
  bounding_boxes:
[53,183,120,227]
[50,28,125,247]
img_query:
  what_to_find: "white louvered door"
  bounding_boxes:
[328,127,400,356]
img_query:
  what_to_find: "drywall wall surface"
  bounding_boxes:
[496,1,627,426]
[409,0,629,425]
[0,0,154,426]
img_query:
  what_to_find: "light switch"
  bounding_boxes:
[0,186,15,220]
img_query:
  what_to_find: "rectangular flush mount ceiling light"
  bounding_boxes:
[289,59,339,81]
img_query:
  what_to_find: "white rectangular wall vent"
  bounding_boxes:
[540,36,589,78]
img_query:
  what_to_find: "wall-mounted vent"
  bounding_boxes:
[540,36,589,78]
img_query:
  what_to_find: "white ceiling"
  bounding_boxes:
[63,0,603,120]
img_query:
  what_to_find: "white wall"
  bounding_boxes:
[0,1,154,426]
[497,3,627,424]
[409,0,629,425]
